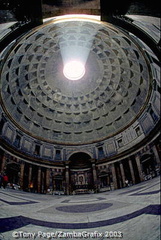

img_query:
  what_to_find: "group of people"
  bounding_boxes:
[0,173,9,189]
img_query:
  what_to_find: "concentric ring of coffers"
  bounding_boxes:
[1,16,150,145]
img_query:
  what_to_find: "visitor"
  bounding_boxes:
[125,179,129,187]
[3,174,9,189]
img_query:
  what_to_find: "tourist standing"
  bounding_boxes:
[3,174,9,189]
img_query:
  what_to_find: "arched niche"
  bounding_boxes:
[69,152,92,169]
[68,152,93,193]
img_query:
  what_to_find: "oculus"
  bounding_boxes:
[63,60,85,80]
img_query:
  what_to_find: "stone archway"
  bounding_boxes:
[69,152,94,194]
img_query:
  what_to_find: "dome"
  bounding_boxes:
[0,16,152,145]
[0,4,161,238]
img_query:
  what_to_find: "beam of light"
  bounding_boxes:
[61,45,90,80]
[55,15,101,81]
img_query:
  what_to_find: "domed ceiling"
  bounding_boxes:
[1,16,150,145]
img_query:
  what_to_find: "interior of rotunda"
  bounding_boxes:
[0,0,160,196]
[0,1,161,240]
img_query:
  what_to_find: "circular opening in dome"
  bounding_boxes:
[63,60,85,80]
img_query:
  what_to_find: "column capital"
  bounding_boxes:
[90,158,96,164]
[65,163,69,169]
[19,159,25,165]
[135,153,141,158]
[64,160,70,166]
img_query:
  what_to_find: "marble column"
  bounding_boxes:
[120,162,126,187]
[128,158,136,184]
[53,179,56,192]
[107,175,110,186]
[111,163,118,189]
[92,162,97,185]
[28,165,32,185]
[135,154,144,182]
[19,162,25,189]
[152,145,161,165]
[65,164,70,195]
[37,167,41,193]
[41,171,45,193]
[0,155,6,173]
[46,168,50,192]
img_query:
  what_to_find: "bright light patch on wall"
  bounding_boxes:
[63,60,85,80]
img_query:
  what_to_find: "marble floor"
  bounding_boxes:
[0,176,160,240]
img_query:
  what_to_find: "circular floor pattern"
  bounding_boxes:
[56,203,113,213]
[1,16,150,144]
